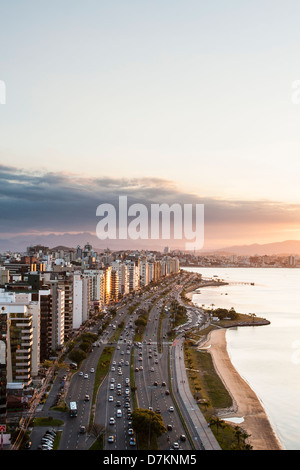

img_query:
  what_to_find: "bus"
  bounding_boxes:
[69,401,78,417]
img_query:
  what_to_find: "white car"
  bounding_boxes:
[169,406,174,412]
[84,374,88,379]
[90,368,95,373]
[109,417,115,425]
[108,396,114,402]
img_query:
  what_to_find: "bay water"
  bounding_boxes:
[184,267,300,450]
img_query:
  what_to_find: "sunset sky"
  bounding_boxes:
[1,1,300,250]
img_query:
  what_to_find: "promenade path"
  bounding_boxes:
[171,335,221,451]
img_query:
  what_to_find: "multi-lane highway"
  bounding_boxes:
[34,271,220,451]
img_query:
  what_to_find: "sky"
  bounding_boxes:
[1,1,300,251]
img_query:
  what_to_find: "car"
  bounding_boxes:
[169,406,174,412]
[108,395,114,402]
[128,428,134,435]
[153,381,158,386]
[162,382,166,387]
[173,442,180,449]
[167,424,173,431]
[180,434,186,441]
[43,437,54,445]
[84,373,88,379]
[79,425,86,434]
[111,377,115,382]
[111,366,115,371]
[116,401,121,407]
[107,435,115,443]
[42,437,54,444]
[150,367,154,372]
[43,434,55,441]
[84,394,90,401]
[41,444,53,450]
[165,390,170,395]
[110,384,115,390]
[116,409,122,417]
[109,417,116,425]
[125,402,130,408]
[79,371,83,376]
[117,383,121,389]
[90,368,95,373]
[129,438,136,446]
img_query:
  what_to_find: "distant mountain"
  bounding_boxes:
[0,232,168,253]
[216,240,300,256]
[1,232,300,256]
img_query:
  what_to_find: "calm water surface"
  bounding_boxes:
[184,267,300,450]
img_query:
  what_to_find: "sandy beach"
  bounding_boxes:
[201,329,283,450]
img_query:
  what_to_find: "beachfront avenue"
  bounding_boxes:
[29,269,220,451]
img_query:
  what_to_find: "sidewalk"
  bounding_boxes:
[171,335,221,451]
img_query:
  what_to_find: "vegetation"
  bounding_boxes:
[167,299,187,340]
[31,416,64,427]
[132,408,167,450]
[67,332,98,365]
[134,308,149,342]
[88,423,105,450]
[183,338,253,450]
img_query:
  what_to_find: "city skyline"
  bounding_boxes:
[1,1,300,249]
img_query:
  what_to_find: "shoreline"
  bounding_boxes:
[200,328,284,450]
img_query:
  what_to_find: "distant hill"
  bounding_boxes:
[0,232,167,253]
[215,240,300,256]
[1,232,300,256]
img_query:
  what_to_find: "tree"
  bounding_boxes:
[209,415,225,434]
[90,423,106,446]
[249,313,256,323]
[132,408,166,439]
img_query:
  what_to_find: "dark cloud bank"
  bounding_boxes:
[0,165,299,252]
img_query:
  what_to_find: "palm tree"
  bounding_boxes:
[209,415,225,434]
[234,425,243,448]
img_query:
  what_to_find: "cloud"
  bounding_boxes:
[0,165,300,247]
